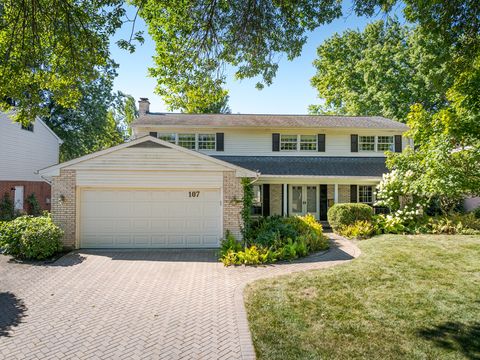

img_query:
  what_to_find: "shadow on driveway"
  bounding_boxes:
[0,292,27,337]
[77,249,219,263]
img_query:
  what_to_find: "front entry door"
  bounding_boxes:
[289,185,319,219]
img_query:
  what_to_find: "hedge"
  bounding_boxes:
[327,203,373,232]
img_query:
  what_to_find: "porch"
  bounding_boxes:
[251,179,382,221]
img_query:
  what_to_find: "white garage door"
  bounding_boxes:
[80,188,222,248]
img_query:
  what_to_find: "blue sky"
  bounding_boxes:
[109,2,403,114]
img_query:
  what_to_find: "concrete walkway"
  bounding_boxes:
[0,234,359,359]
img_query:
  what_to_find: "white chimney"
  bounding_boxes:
[138,98,150,115]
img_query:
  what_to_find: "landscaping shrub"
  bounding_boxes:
[426,213,480,235]
[26,193,42,216]
[0,215,63,260]
[339,220,375,239]
[327,203,373,232]
[0,193,15,221]
[472,207,480,219]
[220,214,329,266]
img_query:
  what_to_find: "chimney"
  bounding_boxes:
[138,97,150,115]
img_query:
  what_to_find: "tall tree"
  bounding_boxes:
[42,66,135,161]
[310,18,453,121]
[1,0,478,119]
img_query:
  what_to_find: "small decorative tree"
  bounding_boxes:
[26,193,42,216]
[0,192,15,221]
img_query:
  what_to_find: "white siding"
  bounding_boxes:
[76,170,223,188]
[0,113,61,181]
[67,146,229,171]
[134,126,408,157]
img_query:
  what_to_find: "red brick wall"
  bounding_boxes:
[0,181,51,212]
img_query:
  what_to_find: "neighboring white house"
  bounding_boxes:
[0,112,62,211]
[39,98,410,249]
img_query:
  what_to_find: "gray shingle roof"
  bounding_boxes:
[133,113,408,130]
[212,156,388,177]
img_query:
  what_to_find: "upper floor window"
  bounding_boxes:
[198,134,216,150]
[377,136,394,151]
[359,135,394,152]
[178,134,196,149]
[358,185,373,204]
[280,135,298,151]
[21,123,34,132]
[359,136,375,151]
[157,133,216,150]
[280,134,317,151]
[158,133,176,143]
[300,135,317,151]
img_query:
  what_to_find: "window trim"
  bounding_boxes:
[358,135,395,153]
[251,184,263,216]
[157,133,217,151]
[280,134,318,152]
[358,185,374,204]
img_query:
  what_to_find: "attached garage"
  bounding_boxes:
[80,188,222,248]
[39,137,254,249]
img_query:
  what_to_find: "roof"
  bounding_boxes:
[38,136,257,178]
[212,156,388,178]
[133,113,408,130]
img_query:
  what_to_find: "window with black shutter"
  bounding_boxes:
[395,135,402,153]
[216,133,224,151]
[350,185,358,203]
[351,134,358,152]
[317,134,325,152]
[272,133,280,152]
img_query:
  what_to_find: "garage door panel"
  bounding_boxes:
[80,188,221,248]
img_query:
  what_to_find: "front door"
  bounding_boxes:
[289,185,319,219]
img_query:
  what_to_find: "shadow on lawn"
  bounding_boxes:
[0,292,27,337]
[418,321,480,360]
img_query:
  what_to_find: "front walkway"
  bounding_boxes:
[0,235,359,360]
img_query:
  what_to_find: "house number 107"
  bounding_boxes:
[189,191,200,198]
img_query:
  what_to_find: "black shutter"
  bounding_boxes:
[272,133,280,151]
[216,133,224,151]
[395,135,402,153]
[350,185,357,203]
[262,184,270,216]
[317,134,326,152]
[149,132,158,138]
[351,134,358,152]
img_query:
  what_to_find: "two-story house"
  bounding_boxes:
[39,98,409,249]
[0,112,62,212]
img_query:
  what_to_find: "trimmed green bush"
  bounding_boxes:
[328,203,373,232]
[0,215,63,260]
[339,220,375,239]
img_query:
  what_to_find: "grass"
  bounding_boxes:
[244,235,480,360]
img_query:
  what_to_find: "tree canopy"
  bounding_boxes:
[0,0,479,118]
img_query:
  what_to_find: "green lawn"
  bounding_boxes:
[244,235,480,360]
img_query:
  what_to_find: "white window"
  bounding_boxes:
[178,134,196,149]
[300,135,317,151]
[358,185,373,204]
[359,136,375,152]
[198,134,216,150]
[251,185,263,216]
[377,136,394,152]
[158,133,176,143]
[280,135,298,151]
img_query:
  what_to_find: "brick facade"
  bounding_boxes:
[223,171,244,240]
[0,181,51,211]
[270,184,282,215]
[51,169,76,249]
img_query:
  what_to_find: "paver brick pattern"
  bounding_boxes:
[0,235,359,360]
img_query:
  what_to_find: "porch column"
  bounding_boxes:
[283,184,288,217]
[334,183,339,204]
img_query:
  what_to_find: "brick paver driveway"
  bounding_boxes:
[0,235,359,359]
